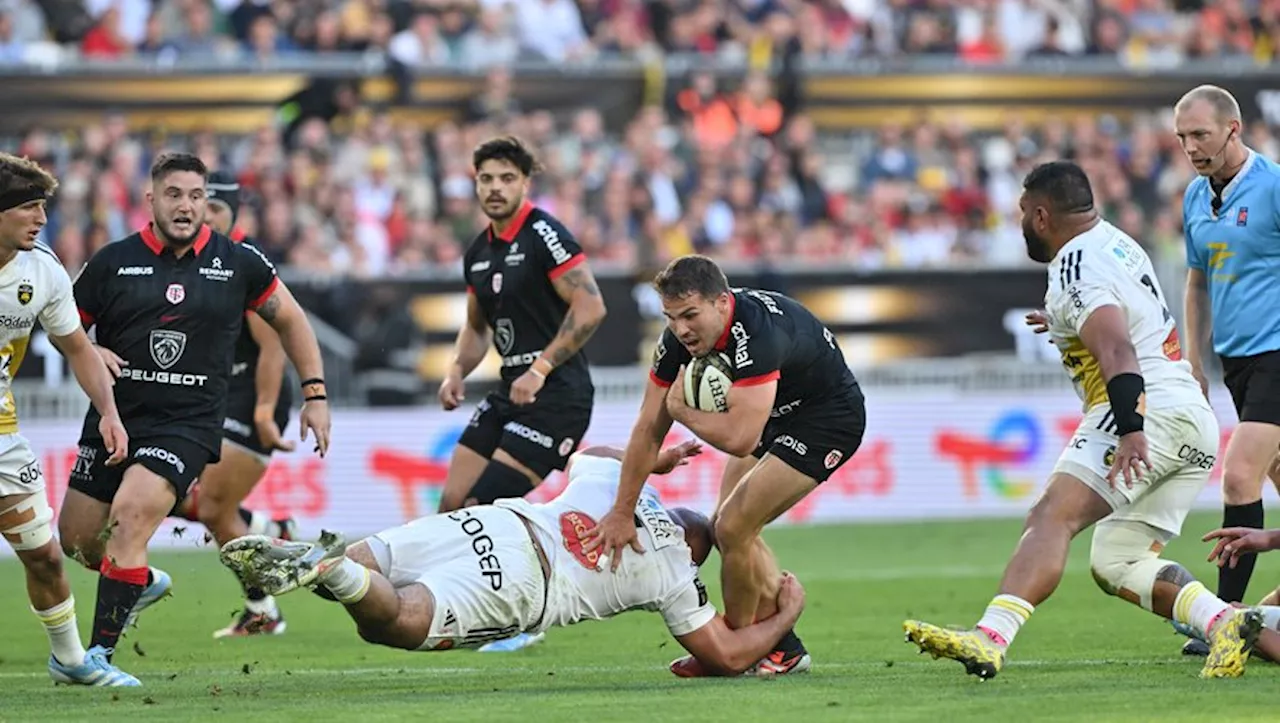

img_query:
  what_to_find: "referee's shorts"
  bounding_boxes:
[1221,350,1280,426]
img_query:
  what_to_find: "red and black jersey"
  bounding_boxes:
[463,201,592,393]
[650,288,861,413]
[73,223,278,454]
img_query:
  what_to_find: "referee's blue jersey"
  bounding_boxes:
[1184,150,1280,358]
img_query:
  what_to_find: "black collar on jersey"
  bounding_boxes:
[140,223,213,256]
[486,201,535,244]
[712,293,738,352]
[0,186,50,213]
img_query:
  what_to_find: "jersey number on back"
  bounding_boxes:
[1139,274,1173,322]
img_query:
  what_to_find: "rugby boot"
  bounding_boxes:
[904,620,1004,680]
[1200,607,1263,679]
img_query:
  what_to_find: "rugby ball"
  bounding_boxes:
[683,353,733,413]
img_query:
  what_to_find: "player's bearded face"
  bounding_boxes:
[149,171,208,246]
[1020,198,1053,263]
[0,200,47,251]
[662,292,728,357]
[475,159,528,221]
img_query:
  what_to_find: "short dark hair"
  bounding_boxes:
[653,255,730,300]
[0,152,57,198]
[150,152,208,185]
[1022,161,1094,214]
[472,136,540,177]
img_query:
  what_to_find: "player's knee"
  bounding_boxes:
[466,462,535,507]
[356,624,407,649]
[1,494,55,555]
[713,509,755,551]
[19,542,64,584]
[1089,522,1170,611]
[1221,464,1265,503]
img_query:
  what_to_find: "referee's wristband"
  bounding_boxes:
[1106,373,1146,435]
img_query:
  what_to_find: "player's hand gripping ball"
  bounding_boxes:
[682,352,733,413]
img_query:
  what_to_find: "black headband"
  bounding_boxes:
[0,186,49,213]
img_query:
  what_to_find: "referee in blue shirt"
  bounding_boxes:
[1176,84,1280,655]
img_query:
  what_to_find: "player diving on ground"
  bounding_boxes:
[219,443,804,675]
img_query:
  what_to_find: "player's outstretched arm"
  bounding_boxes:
[675,572,805,676]
[1204,527,1280,567]
[664,366,773,457]
[255,282,330,456]
[575,440,702,474]
[50,327,127,465]
[1078,304,1151,488]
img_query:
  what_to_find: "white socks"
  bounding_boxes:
[33,596,85,667]
[1173,581,1231,638]
[321,558,373,605]
[244,595,279,617]
[976,594,1035,647]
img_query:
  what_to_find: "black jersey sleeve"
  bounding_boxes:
[237,240,280,310]
[530,213,586,281]
[71,248,109,328]
[648,328,690,388]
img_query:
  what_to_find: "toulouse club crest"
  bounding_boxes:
[165,283,185,305]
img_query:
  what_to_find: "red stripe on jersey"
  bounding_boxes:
[248,277,280,310]
[649,369,673,388]
[732,370,779,387]
[548,254,586,281]
[78,308,94,327]
[466,285,475,294]
[713,294,738,351]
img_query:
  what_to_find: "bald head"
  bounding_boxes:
[1175,84,1241,124]
[1173,85,1246,181]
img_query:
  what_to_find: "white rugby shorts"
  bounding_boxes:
[371,505,546,651]
[0,433,44,497]
[1054,401,1218,536]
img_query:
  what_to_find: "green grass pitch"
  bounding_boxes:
[1,511,1278,722]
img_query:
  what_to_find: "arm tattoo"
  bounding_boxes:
[256,293,282,322]
[556,267,601,297]
[550,308,602,366]
[1154,564,1195,587]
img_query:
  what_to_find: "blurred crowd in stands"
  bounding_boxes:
[2,0,1279,277]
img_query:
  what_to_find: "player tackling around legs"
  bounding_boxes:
[904,160,1263,680]
[220,443,803,673]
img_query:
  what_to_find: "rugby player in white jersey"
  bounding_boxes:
[0,153,136,686]
[220,441,804,674]
[904,160,1265,680]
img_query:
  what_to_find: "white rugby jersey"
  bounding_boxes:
[496,455,717,637]
[1044,221,1203,411]
[0,245,80,432]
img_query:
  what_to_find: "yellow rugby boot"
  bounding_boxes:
[904,620,1004,680]
[1200,608,1263,679]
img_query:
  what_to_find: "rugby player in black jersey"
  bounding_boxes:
[585,255,866,677]
[56,153,331,684]
[148,170,298,638]
[437,136,607,652]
